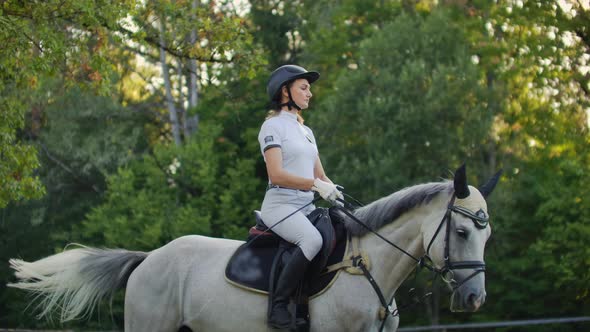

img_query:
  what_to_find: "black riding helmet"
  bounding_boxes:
[267,65,320,110]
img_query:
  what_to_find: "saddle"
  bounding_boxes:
[225,207,374,331]
[224,207,348,297]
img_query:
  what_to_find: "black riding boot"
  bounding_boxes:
[268,247,310,329]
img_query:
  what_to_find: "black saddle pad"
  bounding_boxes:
[225,208,347,297]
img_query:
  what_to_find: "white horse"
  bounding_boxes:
[8,165,500,331]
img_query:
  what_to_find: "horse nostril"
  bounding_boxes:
[467,292,484,310]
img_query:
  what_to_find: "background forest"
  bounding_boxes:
[1,0,589,330]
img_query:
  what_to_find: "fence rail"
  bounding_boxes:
[0,330,75,332]
[398,316,590,331]
[2,317,590,332]
[0,330,118,332]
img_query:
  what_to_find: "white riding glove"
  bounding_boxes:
[312,179,344,205]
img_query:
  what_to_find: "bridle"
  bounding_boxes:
[338,193,489,287]
[423,195,488,291]
[335,192,490,329]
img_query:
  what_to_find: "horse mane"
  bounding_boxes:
[346,181,453,235]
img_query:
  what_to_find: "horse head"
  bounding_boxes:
[421,164,501,312]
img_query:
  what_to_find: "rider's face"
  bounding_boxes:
[282,79,312,109]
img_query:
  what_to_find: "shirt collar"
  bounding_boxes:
[279,111,298,121]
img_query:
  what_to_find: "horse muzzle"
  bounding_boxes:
[450,286,486,312]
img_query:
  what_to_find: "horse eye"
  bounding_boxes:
[456,229,468,239]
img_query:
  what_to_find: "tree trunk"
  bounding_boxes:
[177,57,190,139]
[30,29,42,139]
[187,0,200,135]
[159,16,182,146]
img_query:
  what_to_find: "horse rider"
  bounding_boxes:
[258,64,343,329]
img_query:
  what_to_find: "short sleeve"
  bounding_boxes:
[258,120,282,155]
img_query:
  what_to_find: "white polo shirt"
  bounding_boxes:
[258,111,318,181]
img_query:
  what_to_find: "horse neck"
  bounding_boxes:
[358,193,450,297]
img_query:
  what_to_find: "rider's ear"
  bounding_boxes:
[479,169,503,199]
[453,163,470,199]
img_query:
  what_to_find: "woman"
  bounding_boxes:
[258,64,342,329]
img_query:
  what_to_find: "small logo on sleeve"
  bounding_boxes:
[264,136,274,143]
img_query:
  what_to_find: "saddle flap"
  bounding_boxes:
[306,209,336,281]
[225,243,276,292]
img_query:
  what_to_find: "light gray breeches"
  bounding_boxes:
[260,188,322,261]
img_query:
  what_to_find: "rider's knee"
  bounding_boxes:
[303,229,323,259]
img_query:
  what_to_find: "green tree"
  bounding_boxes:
[0,0,139,207]
[312,10,496,201]
[0,79,150,328]
[301,0,402,85]
[0,0,264,208]
[79,120,261,249]
[460,0,590,325]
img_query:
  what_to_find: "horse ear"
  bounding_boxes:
[453,163,470,199]
[479,169,503,199]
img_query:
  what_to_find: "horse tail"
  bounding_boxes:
[7,244,148,322]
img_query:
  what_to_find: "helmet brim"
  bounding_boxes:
[290,71,320,84]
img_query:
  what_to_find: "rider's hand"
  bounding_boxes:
[312,179,343,206]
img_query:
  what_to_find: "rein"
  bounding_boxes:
[335,192,489,330]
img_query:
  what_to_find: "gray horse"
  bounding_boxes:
[8,165,499,331]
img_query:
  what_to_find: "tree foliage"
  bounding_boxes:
[80,121,261,249]
[313,10,495,200]
[0,0,264,207]
[463,0,590,324]
[1,0,590,330]
[0,78,150,327]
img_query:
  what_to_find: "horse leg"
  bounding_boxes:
[124,263,182,332]
[124,288,181,332]
[372,298,399,332]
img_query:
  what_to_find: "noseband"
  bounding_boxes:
[423,195,488,291]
